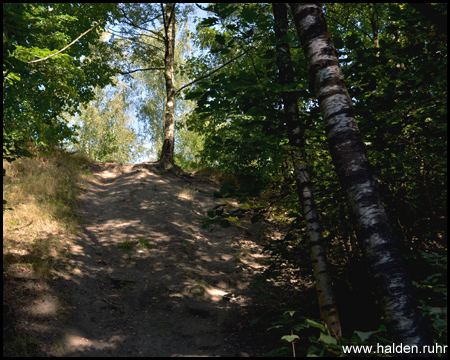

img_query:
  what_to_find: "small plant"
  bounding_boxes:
[179,184,196,200]
[3,329,40,357]
[118,238,136,251]
[412,251,447,345]
[137,237,155,249]
[118,237,155,252]
[188,277,209,300]
[265,310,394,357]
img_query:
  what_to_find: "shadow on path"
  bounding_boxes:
[59,162,279,356]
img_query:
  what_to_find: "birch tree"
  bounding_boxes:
[109,3,191,170]
[273,3,341,340]
[66,82,150,163]
[289,3,430,348]
[159,3,176,169]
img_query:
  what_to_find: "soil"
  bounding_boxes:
[4,161,291,356]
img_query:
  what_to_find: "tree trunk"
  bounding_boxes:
[273,3,342,340]
[159,3,176,170]
[289,3,430,349]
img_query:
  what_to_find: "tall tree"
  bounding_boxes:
[109,3,192,170]
[272,3,341,340]
[160,3,176,168]
[129,15,200,165]
[289,3,430,348]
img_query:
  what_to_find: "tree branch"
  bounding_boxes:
[118,67,165,75]
[161,4,168,37]
[324,10,373,41]
[174,49,250,97]
[28,20,105,64]
[121,17,165,42]
[119,7,165,40]
[107,28,165,53]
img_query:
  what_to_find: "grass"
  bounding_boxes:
[234,245,252,263]
[3,149,95,279]
[118,237,156,251]
[179,184,196,200]
[3,148,99,356]
[3,329,40,357]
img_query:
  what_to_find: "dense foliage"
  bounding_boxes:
[183,3,447,350]
[3,3,119,160]
[63,81,152,163]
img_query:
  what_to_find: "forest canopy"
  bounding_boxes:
[3,3,119,160]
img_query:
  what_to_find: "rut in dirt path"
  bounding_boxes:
[61,161,272,356]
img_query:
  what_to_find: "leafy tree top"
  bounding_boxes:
[3,3,120,157]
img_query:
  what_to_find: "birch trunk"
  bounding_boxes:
[289,3,430,348]
[159,3,176,169]
[273,3,342,340]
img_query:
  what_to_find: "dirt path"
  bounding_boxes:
[56,161,273,356]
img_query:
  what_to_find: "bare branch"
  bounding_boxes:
[118,6,166,42]
[118,67,164,75]
[28,20,105,64]
[324,9,373,41]
[107,28,165,52]
[174,49,249,97]
[121,17,165,42]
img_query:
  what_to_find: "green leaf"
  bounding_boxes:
[267,324,284,331]
[319,332,337,345]
[200,17,217,27]
[8,73,21,82]
[305,319,326,331]
[281,334,299,343]
[210,47,231,55]
[184,91,204,100]
[211,135,223,144]
[241,7,257,23]
[293,323,309,332]
[355,330,373,342]
[215,34,226,45]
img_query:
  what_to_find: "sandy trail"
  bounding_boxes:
[59,161,271,356]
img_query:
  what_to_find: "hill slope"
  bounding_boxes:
[4,160,285,356]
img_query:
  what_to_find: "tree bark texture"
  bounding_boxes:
[159,3,176,169]
[289,3,430,349]
[273,3,342,340]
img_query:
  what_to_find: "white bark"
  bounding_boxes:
[273,3,342,339]
[160,3,176,169]
[289,3,430,349]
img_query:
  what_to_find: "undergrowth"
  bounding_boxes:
[3,149,95,278]
[3,149,96,356]
[203,181,448,357]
